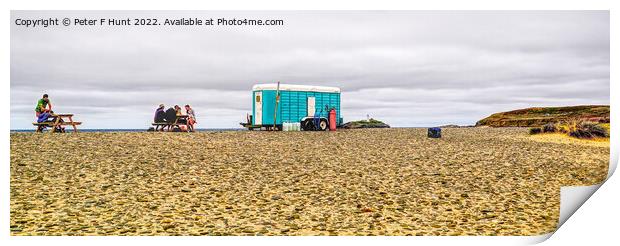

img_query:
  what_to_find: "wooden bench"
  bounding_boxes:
[33,114,82,133]
[151,115,190,132]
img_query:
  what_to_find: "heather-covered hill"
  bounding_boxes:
[476,105,609,127]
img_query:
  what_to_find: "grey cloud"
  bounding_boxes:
[11,10,609,129]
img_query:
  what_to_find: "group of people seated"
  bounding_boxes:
[154,104,197,132]
[34,94,197,133]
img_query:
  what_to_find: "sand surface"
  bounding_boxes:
[10,128,609,236]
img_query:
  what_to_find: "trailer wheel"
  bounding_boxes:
[302,120,314,131]
[319,119,328,131]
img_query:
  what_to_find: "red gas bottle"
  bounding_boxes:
[328,108,337,131]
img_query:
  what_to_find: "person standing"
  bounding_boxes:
[35,94,52,117]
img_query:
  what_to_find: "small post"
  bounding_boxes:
[273,81,280,131]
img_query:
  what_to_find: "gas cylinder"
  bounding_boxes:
[329,108,337,131]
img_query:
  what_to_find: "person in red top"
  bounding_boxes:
[185,105,196,132]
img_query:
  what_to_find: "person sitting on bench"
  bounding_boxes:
[185,104,196,132]
[36,110,65,132]
[164,107,177,131]
[37,111,52,123]
[174,105,187,124]
[35,111,52,131]
[173,105,190,132]
[154,104,166,131]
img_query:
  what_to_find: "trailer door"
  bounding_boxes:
[255,91,262,125]
[307,97,316,116]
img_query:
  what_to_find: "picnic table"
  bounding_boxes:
[152,115,191,132]
[32,113,82,133]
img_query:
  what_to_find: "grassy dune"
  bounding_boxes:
[10,128,609,236]
[476,105,610,127]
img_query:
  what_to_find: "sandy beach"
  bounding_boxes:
[10,128,609,236]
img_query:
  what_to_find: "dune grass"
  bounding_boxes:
[528,120,609,140]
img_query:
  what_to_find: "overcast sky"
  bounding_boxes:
[11,11,609,129]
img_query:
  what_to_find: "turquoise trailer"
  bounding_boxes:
[243,83,342,130]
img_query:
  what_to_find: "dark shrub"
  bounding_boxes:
[542,123,557,133]
[579,122,608,138]
[529,127,542,135]
[569,129,593,139]
[566,121,608,139]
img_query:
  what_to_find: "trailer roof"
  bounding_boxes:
[252,83,341,93]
